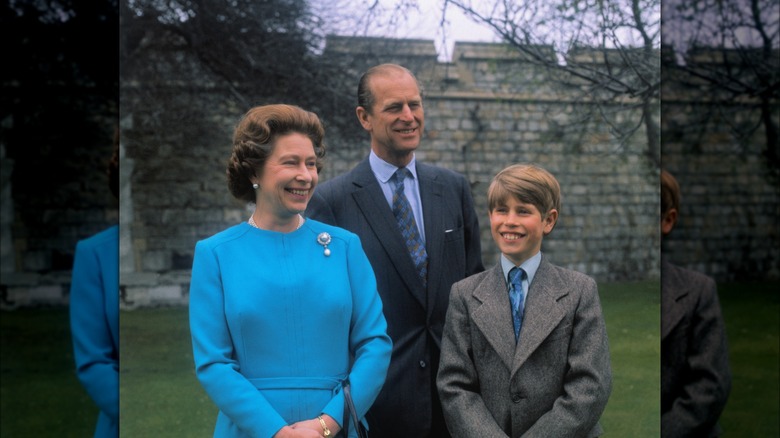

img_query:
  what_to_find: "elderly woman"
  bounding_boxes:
[189,104,391,438]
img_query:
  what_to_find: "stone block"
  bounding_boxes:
[149,285,184,303]
[2,285,66,309]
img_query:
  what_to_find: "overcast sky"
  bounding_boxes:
[382,0,500,61]
[321,0,501,62]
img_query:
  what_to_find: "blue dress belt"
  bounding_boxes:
[248,374,368,434]
[248,375,346,393]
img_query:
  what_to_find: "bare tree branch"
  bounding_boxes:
[443,0,660,164]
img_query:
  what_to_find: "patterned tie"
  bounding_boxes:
[509,267,526,342]
[390,168,428,285]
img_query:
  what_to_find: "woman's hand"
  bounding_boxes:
[291,415,341,437]
[273,425,323,438]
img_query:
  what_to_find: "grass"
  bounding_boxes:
[119,306,215,437]
[718,282,780,437]
[600,280,661,437]
[2,280,777,437]
[0,308,99,437]
[123,281,666,437]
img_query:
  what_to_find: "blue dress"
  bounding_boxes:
[189,219,392,438]
[69,225,119,438]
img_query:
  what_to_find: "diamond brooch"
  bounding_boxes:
[317,232,332,257]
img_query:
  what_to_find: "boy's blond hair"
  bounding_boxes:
[660,169,680,215]
[488,163,561,224]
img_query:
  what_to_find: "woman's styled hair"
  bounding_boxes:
[488,163,561,222]
[226,104,326,203]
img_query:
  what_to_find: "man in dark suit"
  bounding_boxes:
[661,169,731,437]
[306,63,484,437]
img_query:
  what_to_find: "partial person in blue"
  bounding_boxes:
[189,104,392,438]
[69,129,119,438]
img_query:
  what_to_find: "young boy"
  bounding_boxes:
[660,169,731,437]
[437,163,612,437]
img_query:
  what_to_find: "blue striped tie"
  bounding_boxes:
[390,168,428,285]
[509,267,526,342]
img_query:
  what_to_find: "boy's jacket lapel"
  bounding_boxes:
[471,266,517,371]
[661,259,690,339]
[512,258,569,376]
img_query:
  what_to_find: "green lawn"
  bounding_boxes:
[2,280,778,437]
[718,282,780,437]
[0,308,99,437]
[600,281,661,437]
[120,281,665,437]
[119,306,214,437]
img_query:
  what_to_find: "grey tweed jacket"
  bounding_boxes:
[661,258,731,437]
[437,256,612,437]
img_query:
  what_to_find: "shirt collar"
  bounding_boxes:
[500,251,542,287]
[369,150,418,183]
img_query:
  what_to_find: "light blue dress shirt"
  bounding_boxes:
[368,150,426,244]
[500,251,542,312]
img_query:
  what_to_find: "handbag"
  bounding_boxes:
[341,377,368,438]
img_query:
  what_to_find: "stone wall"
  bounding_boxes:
[2,36,776,309]
[116,36,661,308]
[1,99,118,309]
[660,47,780,279]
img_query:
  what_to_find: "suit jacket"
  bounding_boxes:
[69,225,119,438]
[437,256,612,438]
[661,258,731,438]
[306,157,484,437]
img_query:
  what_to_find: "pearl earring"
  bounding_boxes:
[252,183,259,190]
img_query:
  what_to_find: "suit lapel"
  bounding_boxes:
[512,257,568,374]
[661,259,688,339]
[350,159,427,309]
[471,265,517,371]
[417,164,444,315]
